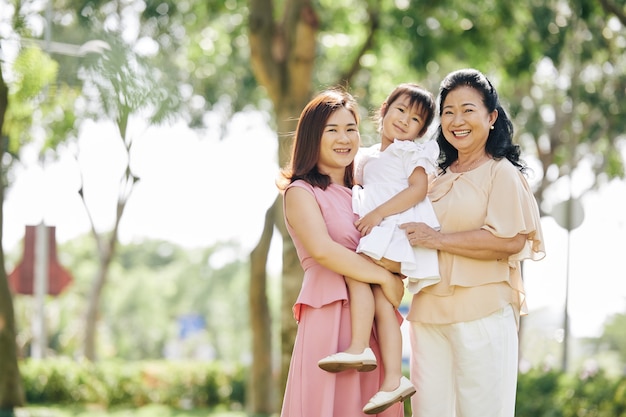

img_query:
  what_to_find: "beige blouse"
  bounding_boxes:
[406,158,545,325]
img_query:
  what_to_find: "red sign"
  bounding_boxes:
[8,225,73,296]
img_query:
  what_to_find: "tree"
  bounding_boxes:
[1,0,182,362]
[0,6,76,409]
[0,51,24,416]
[74,33,181,359]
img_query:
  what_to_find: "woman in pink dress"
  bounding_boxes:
[277,88,405,417]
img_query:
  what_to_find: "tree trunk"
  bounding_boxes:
[0,54,25,415]
[81,195,128,360]
[248,197,277,415]
[246,105,308,414]
[248,0,317,412]
[82,245,114,360]
[80,113,133,361]
[273,105,307,402]
[247,0,382,411]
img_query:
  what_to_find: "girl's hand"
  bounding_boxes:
[355,210,384,236]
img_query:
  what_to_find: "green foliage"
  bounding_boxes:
[10,47,58,99]
[6,0,623,190]
[12,237,254,362]
[516,369,563,417]
[17,360,626,417]
[557,371,626,417]
[78,34,181,129]
[598,312,626,364]
[515,369,626,417]
[19,404,246,417]
[133,0,263,127]
[2,46,67,155]
[19,359,245,409]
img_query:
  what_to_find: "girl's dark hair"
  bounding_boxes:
[436,69,525,173]
[376,83,435,138]
[277,88,359,191]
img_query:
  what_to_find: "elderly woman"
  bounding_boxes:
[400,69,545,417]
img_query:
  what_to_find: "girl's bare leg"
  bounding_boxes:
[344,276,375,354]
[318,275,376,373]
[372,283,404,391]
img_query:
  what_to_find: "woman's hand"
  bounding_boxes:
[379,271,405,308]
[400,222,441,250]
[372,257,402,274]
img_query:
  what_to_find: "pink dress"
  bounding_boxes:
[280,180,403,417]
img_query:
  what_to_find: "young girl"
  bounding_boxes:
[318,83,441,414]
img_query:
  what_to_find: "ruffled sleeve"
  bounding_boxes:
[481,162,545,317]
[389,139,440,178]
[482,161,546,264]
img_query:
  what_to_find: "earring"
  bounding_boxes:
[490,125,494,130]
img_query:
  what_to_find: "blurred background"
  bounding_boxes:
[1,1,625,416]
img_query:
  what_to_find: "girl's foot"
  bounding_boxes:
[317,347,377,373]
[363,376,415,414]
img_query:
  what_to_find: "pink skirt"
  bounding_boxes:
[280,300,403,417]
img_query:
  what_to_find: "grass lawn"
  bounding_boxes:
[15,404,248,417]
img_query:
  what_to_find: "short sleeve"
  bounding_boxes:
[390,139,440,178]
[482,161,546,263]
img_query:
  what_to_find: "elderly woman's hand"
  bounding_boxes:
[400,222,441,250]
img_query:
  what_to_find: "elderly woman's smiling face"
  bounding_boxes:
[440,86,498,155]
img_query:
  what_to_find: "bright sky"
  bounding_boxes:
[3,113,626,338]
[3,112,279,251]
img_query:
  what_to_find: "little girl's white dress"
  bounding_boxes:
[353,139,441,294]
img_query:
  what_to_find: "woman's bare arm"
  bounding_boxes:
[400,222,526,260]
[286,186,404,306]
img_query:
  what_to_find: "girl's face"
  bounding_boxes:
[381,94,427,146]
[440,86,498,155]
[317,107,360,183]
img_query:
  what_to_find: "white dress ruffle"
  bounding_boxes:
[353,139,441,294]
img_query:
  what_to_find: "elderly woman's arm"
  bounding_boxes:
[400,222,526,260]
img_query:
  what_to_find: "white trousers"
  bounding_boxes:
[409,305,519,417]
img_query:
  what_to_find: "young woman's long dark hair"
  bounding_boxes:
[277,88,360,191]
[435,69,525,173]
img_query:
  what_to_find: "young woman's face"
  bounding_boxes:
[440,86,497,155]
[317,107,360,180]
[381,94,426,144]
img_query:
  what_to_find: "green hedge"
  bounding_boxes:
[20,359,626,416]
[516,369,626,417]
[20,358,245,409]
